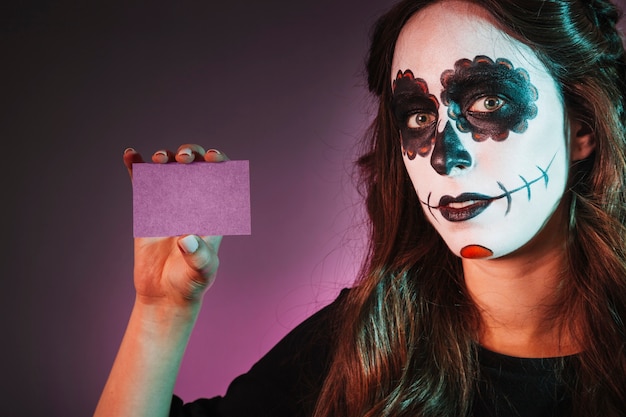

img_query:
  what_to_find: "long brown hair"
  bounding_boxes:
[313,0,626,415]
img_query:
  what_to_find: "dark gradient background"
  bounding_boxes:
[3,1,625,416]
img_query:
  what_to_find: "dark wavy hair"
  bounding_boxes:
[313,0,626,416]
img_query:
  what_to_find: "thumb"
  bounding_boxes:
[177,235,221,287]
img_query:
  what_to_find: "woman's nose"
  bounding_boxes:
[430,121,472,176]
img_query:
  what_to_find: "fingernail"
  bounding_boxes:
[179,235,199,254]
[206,149,221,154]
[124,147,135,154]
[178,147,192,157]
[155,150,167,157]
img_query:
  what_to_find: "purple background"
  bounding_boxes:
[3,1,625,416]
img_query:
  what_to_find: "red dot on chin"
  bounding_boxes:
[460,245,494,259]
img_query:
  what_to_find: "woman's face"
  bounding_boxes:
[391,1,570,259]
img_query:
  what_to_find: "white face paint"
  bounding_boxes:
[391,1,570,259]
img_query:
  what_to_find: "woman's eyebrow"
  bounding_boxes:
[441,58,532,95]
[392,89,435,107]
[392,77,440,114]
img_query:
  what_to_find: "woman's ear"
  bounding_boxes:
[570,119,596,161]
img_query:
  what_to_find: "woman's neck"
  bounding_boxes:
[461,209,580,358]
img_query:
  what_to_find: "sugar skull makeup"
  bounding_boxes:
[391,1,570,259]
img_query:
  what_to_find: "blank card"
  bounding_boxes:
[132,161,251,237]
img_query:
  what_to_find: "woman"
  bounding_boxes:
[94,0,626,416]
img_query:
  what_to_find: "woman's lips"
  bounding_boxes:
[437,193,493,222]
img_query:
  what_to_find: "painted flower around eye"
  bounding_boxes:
[441,56,538,142]
[391,69,440,159]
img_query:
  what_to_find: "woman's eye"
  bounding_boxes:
[407,112,436,129]
[469,96,505,113]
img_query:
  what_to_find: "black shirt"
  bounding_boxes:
[474,346,573,416]
[170,289,574,417]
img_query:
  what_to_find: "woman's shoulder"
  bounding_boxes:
[171,288,352,417]
[248,287,351,374]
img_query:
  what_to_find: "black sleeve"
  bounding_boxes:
[169,288,349,417]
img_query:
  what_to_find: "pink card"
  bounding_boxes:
[132,161,251,237]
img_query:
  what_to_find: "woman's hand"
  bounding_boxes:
[95,144,232,417]
[123,144,229,307]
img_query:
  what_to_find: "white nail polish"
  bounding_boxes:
[178,147,192,157]
[179,235,199,254]
[207,149,221,154]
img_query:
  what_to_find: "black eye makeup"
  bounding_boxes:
[391,70,440,159]
[441,56,538,141]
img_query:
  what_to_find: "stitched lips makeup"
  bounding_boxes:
[424,152,557,224]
